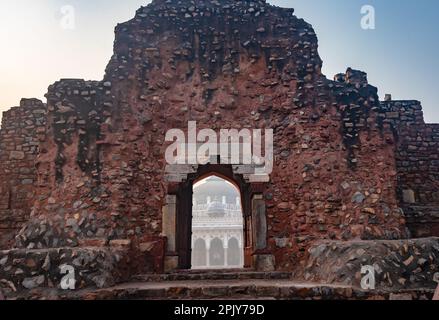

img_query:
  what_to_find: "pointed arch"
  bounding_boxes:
[175,164,255,270]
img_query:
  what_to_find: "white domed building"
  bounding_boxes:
[191,176,244,269]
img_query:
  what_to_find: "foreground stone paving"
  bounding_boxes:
[0,0,438,300]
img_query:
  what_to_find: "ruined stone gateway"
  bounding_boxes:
[1,0,438,299]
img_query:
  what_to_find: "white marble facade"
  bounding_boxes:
[191,176,244,269]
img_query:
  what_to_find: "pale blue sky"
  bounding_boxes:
[0,0,438,122]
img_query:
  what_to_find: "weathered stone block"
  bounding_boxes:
[403,189,416,204]
[164,256,179,273]
[254,254,275,272]
[9,151,25,160]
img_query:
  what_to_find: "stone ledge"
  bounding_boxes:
[0,246,129,296]
[295,237,439,291]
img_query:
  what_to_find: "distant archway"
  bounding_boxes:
[209,238,225,267]
[174,164,256,270]
[227,237,241,267]
[192,238,207,268]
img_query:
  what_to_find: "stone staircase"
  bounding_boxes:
[76,270,359,300]
[131,270,292,282]
[22,270,430,300]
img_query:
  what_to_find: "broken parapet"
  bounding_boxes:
[334,68,369,88]
[345,68,369,88]
[332,68,385,168]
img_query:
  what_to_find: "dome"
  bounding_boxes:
[193,176,239,198]
[193,176,241,211]
[206,201,226,216]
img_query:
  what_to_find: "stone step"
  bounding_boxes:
[131,270,292,282]
[79,279,358,300]
[73,279,434,300]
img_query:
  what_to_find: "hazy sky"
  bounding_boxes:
[0,0,438,122]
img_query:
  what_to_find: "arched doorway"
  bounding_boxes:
[191,174,244,269]
[175,164,253,270]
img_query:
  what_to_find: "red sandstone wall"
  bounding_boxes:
[0,99,46,249]
[12,0,408,272]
